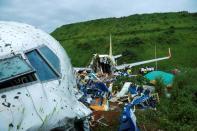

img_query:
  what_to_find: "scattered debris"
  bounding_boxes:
[75,65,162,130]
[96,116,109,127]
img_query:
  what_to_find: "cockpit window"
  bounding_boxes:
[26,50,59,81]
[0,56,33,82]
[0,55,36,89]
[39,46,60,73]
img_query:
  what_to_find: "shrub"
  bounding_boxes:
[155,78,166,95]
[76,42,92,49]
[122,50,137,58]
[137,68,197,130]
[131,37,144,46]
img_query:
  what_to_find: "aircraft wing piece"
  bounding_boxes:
[115,48,171,70]
[114,54,122,59]
[74,67,92,72]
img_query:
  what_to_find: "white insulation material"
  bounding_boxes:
[116,82,131,98]
[0,21,91,131]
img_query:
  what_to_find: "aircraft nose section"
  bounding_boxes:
[0,82,91,131]
[0,21,91,131]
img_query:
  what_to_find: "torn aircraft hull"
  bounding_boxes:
[0,21,91,130]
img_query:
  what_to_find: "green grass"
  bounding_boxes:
[136,68,197,130]
[51,11,197,70]
[51,11,197,130]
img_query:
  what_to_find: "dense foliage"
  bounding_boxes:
[51,12,197,130]
[113,75,149,92]
[51,11,197,71]
[136,68,197,130]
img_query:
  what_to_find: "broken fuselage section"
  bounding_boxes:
[0,21,91,131]
[90,54,116,75]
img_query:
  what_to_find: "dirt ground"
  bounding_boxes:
[89,102,158,131]
[90,102,122,131]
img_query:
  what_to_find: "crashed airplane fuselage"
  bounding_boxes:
[0,21,91,130]
[75,35,171,75]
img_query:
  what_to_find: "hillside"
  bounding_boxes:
[51,12,197,70]
[51,12,197,130]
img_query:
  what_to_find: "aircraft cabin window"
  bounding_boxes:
[26,50,59,81]
[0,56,37,89]
[39,46,60,73]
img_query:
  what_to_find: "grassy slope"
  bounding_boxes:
[136,68,197,130]
[51,11,197,71]
[51,12,197,130]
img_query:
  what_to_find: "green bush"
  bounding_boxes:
[137,68,197,130]
[155,78,166,95]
